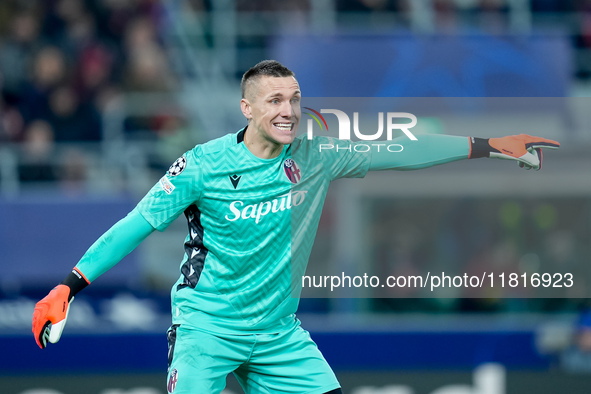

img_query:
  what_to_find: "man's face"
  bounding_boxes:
[242,76,301,146]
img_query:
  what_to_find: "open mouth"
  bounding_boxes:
[274,122,293,132]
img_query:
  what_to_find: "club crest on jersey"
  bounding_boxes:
[283,159,301,184]
[168,156,186,177]
[168,368,178,393]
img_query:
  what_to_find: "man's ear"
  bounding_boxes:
[241,98,252,121]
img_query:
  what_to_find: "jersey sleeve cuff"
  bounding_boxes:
[469,137,491,159]
[60,268,90,301]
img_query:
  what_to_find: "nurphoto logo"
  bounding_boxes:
[304,107,418,141]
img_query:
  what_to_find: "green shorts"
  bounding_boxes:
[166,323,340,394]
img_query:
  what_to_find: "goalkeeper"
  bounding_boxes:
[32,60,559,394]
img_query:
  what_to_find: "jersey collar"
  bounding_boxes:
[237,126,247,144]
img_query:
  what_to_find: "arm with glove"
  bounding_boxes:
[32,208,155,349]
[368,133,560,171]
[33,147,199,349]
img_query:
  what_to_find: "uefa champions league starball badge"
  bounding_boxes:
[168,156,186,177]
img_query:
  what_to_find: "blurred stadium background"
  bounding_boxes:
[1,0,591,393]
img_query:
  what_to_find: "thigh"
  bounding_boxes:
[234,325,341,394]
[166,325,252,394]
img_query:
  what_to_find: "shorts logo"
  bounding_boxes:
[160,175,175,194]
[283,159,301,184]
[168,156,186,176]
[168,368,178,393]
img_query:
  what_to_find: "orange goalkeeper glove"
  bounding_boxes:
[32,269,89,349]
[469,134,560,170]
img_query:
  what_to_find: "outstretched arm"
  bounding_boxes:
[74,208,156,282]
[32,146,201,349]
[369,134,559,171]
[32,208,155,349]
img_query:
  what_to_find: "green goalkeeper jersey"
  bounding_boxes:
[136,127,370,334]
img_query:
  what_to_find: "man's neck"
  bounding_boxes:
[243,126,285,159]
